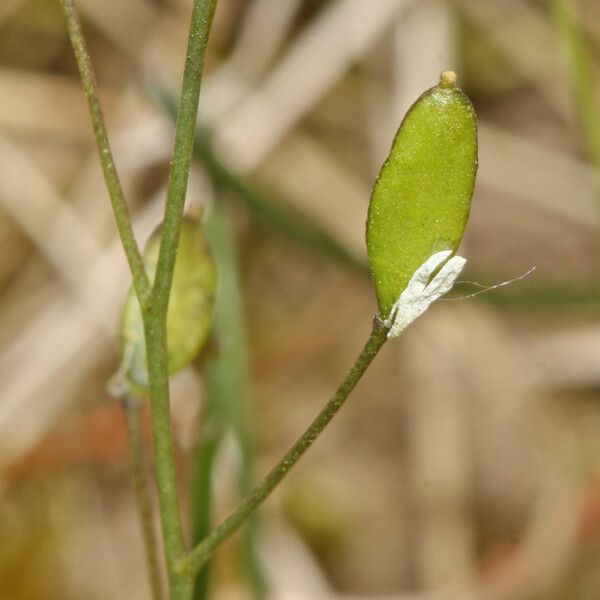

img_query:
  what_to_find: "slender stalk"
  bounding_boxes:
[550,0,600,189]
[151,0,218,314]
[59,0,151,306]
[180,318,389,577]
[191,204,265,599]
[139,2,218,598]
[122,396,165,600]
[242,508,266,600]
[144,315,192,598]
[191,399,220,600]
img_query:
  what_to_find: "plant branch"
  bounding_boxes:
[192,203,266,599]
[180,317,389,577]
[144,317,191,598]
[59,0,151,306]
[151,0,219,313]
[122,396,164,600]
[142,2,218,597]
[191,409,220,600]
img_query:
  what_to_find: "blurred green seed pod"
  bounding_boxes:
[111,215,217,397]
[366,71,478,319]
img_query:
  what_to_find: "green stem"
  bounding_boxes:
[170,576,194,600]
[192,204,266,599]
[550,0,600,188]
[122,396,165,600]
[143,1,218,597]
[180,318,389,578]
[190,397,221,600]
[59,0,150,306]
[242,509,266,600]
[144,315,188,588]
[63,1,219,598]
[152,0,218,314]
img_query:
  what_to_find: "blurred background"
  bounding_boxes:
[2,0,600,598]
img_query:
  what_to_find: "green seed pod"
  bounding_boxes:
[112,216,217,397]
[366,71,478,319]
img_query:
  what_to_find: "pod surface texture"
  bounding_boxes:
[367,76,478,318]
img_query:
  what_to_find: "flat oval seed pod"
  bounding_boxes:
[112,216,217,397]
[366,71,478,319]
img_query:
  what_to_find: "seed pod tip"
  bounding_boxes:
[440,70,457,88]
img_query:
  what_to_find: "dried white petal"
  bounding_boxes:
[384,250,466,338]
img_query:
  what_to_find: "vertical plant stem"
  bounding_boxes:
[144,316,192,599]
[242,508,266,600]
[122,396,165,600]
[143,1,218,597]
[190,393,220,600]
[550,0,600,194]
[181,318,389,578]
[191,204,265,600]
[144,314,185,573]
[59,0,150,305]
[152,0,219,313]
